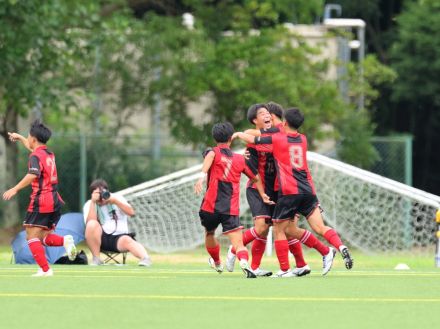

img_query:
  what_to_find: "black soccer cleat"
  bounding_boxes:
[340,247,354,270]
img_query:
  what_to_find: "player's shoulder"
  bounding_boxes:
[297,132,308,142]
[29,149,41,161]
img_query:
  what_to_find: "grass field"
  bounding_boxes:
[1,247,440,329]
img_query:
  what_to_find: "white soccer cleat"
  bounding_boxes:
[322,247,336,276]
[208,257,224,274]
[63,235,77,261]
[225,245,236,272]
[292,264,311,277]
[32,268,54,277]
[239,259,257,278]
[251,268,273,277]
[138,257,152,267]
[272,269,296,278]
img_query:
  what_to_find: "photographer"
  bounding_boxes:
[83,179,152,266]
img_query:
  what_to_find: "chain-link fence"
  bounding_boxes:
[371,135,413,186]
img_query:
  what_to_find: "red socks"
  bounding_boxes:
[231,228,257,254]
[288,238,307,268]
[27,238,50,272]
[43,234,64,247]
[251,238,267,270]
[300,230,330,256]
[236,250,249,262]
[206,244,221,265]
[323,229,343,250]
[274,240,290,271]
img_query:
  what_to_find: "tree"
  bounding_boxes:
[0,0,104,226]
[390,0,440,194]
[81,1,390,167]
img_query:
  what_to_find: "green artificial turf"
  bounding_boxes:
[1,249,439,329]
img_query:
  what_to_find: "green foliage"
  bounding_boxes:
[389,0,440,192]
[184,0,323,39]
[0,0,102,119]
[391,0,440,105]
[156,23,347,150]
[336,108,379,168]
[349,55,396,108]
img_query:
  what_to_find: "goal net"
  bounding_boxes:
[118,151,440,254]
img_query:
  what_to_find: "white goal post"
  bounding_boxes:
[118,151,440,255]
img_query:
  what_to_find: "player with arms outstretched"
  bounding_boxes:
[194,122,273,278]
[3,120,77,276]
[233,108,353,277]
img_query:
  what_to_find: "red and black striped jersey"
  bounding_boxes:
[201,145,257,215]
[255,131,316,196]
[27,145,64,213]
[246,126,281,196]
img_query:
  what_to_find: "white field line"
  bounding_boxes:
[0,293,440,303]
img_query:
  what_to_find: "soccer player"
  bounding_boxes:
[235,102,336,276]
[194,122,273,278]
[2,120,77,276]
[226,103,314,277]
[233,108,354,277]
[264,102,338,276]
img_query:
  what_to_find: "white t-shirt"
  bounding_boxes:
[83,194,131,235]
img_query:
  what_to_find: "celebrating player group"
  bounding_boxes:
[194,102,354,278]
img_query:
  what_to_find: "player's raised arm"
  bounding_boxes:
[231,132,256,144]
[8,132,32,152]
[194,150,215,195]
[243,128,262,137]
[232,132,274,145]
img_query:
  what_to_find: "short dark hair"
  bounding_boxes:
[246,103,268,125]
[29,119,52,144]
[89,179,109,194]
[266,101,283,120]
[212,122,234,143]
[284,107,304,129]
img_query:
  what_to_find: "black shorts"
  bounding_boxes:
[23,210,61,230]
[246,187,277,221]
[272,194,320,222]
[101,232,133,252]
[199,210,242,234]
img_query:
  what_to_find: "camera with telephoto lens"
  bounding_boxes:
[99,188,111,201]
